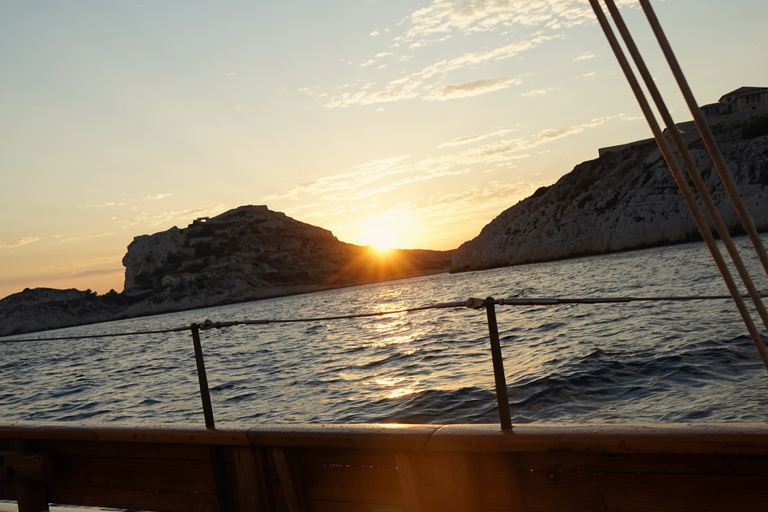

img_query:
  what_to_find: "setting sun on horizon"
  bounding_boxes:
[1,0,766,300]
[360,221,403,251]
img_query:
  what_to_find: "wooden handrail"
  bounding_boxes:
[3,422,768,512]
[3,421,768,453]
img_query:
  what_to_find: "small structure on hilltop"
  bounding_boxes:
[701,86,768,119]
[190,217,209,227]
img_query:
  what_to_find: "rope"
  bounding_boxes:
[601,0,768,356]
[602,0,768,336]
[2,294,764,343]
[588,0,768,372]
[637,0,768,279]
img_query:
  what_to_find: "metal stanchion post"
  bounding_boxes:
[190,324,229,512]
[191,323,216,428]
[485,298,512,431]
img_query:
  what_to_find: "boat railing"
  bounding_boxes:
[2,292,768,512]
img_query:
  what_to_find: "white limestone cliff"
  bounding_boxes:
[451,128,768,272]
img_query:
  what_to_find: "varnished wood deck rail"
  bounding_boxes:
[2,422,768,512]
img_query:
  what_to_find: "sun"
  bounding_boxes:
[365,224,400,251]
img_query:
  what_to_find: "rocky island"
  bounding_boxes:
[120,205,453,313]
[451,117,768,272]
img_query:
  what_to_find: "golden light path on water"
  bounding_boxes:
[364,304,424,400]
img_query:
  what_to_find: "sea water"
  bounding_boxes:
[2,236,768,427]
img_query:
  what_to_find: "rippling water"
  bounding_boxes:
[2,236,768,426]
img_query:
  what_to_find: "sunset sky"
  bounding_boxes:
[1,0,767,299]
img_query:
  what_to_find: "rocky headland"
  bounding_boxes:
[0,206,453,336]
[451,119,768,272]
[119,205,453,316]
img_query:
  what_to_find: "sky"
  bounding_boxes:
[1,0,767,299]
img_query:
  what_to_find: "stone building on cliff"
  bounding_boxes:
[701,86,768,119]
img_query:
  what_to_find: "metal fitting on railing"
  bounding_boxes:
[465,297,486,309]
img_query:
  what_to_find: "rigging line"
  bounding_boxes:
[587,0,768,372]
[601,0,768,336]
[638,0,768,279]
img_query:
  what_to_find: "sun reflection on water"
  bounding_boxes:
[373,377,422,399]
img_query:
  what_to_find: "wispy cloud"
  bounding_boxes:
[311,0,648,110]
[265,156,412,202]
[574,51,595,61]
[0,237,40,249]
[392,0,602,50]
[439,134,484,148]
[71,268,124,278]
[437,128,517,148]
[75,194,170,211]
[298,86,328,99]
[427,78,520,100]
[521,88,549,97]
[52,231,114,243]
[459,115,621,162]
[76,201,126,209]
[324,33,558,108]
[361,52,394,67]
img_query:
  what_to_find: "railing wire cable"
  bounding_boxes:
[2,293,765,343]
[0,325,192,343]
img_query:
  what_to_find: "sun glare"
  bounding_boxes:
[367,224,400,251]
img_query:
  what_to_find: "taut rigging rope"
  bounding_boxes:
[638,0,768,279]
[588,0,768,371]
